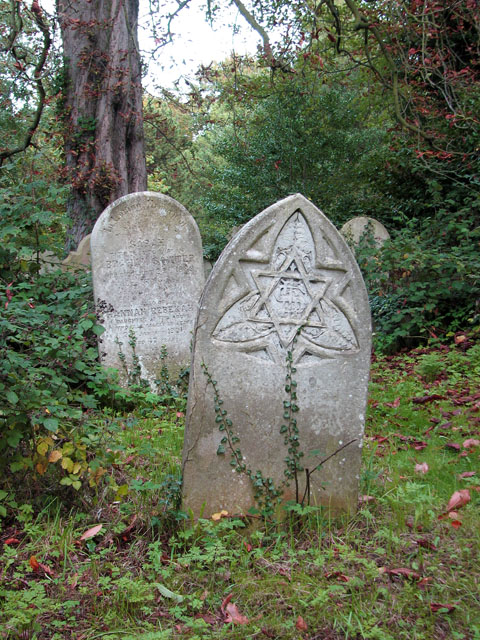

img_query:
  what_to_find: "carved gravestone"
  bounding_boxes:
[91,192,204,387]
[182,194,371,518]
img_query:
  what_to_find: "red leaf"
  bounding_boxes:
[445,442,461,451]
[430,602,456,613]
[224,602,249,625]
[385,396,401,408]
[415,462,429,474]
[446,489,470,513]
[459,471,476,479]
[79,524,103,541]
[450,520,462,529]
[463,438,480,449]
[386,568,421,580]
[4,538,20,545]
[416,538,437,550]
[296,615,308,631]
[412,394,445,404]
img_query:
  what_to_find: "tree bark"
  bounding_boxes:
[57,0,147,250]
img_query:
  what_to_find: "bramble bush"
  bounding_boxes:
[354,216,480,353]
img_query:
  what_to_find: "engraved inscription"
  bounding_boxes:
[213,211,359,364]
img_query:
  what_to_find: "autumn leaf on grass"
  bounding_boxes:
[463,438,480,449]
[221,593,249,625]
[445,489,470,513]
[79,524,103,541]
[29,555,55,576]
[296,616,308,631]
[415,462,429,474]
[386,568,421,581]
[430,602,456,613]
[458,471,476,479]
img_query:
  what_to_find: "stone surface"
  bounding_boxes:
[62,234,92,270]
[340,216,390,248]
[91,192,204,386]
[182,194,371,519]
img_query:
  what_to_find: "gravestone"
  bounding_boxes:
[182,194,371,518]
[91,192,204,387]
[62,234,92,270]
[340,216,389,248]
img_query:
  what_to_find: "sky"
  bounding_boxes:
[140,1,261,91]
[42,0,261,92]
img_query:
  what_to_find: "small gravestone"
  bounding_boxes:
[182,194,371,518]
[91,192,204,387]
[340,216,389,248]
[62,234,92,270]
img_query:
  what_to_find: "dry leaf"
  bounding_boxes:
[458,471,476,479]
[48,450,62,463]
[359,495,375,504]
[386,567,421,580]
[211,510,228,521]
[29,555,40,571]
[225,601,249,625]
[296,615,308,631]
[79,524,103,541]
[430,602,456,613]
[446,489,470,513]
[463,438,480,449]
[415,462,429,474]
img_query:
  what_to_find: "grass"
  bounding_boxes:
[1,341,479,639]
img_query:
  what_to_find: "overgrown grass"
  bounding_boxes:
[1,341,479,639]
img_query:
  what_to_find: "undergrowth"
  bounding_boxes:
[1,336,479,639]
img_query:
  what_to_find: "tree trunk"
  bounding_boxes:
[57,0,147,250]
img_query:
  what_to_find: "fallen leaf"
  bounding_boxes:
[445,442,461,451]
[79,524,103,541]
[412,394,445,405]
[359,495,375,504]
[463,438,480,449]
[325,571,351,582]
[415,462,429,474]
[458,471,476,478]
[416,538,437,551]
[430,602,456,613]
[29,555,40,571]
[385,396,400,408]
[450,520,462,529]
[446,489,470,513]
[212,510,229,521]
[296,615,308,631]
[4,538,20,545]
[386,567,421,580]
[221,594,249,625]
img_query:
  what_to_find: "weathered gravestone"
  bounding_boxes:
[62,234,92,270]
[91,192,204,387]
[182,194,371,518]
[340,216,390,248]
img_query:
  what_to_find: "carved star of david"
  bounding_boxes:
[247,251,330,348]
[213,211,359,364]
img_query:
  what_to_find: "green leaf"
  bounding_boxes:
[155,583,184,603]
[217,444,226,455]
[44,417,59,432]
[92,324,105,336]
[6,391,19,405]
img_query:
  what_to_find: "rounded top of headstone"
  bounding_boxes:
[340,216,390,248]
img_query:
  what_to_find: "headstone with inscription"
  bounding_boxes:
[182,194,371,518]
[91,192,204,387]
